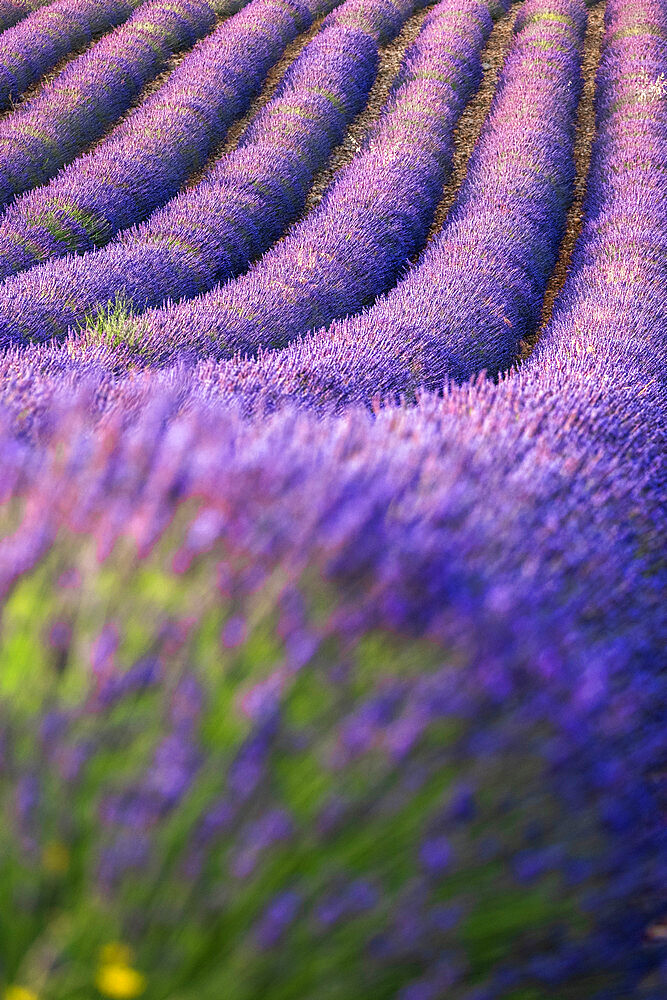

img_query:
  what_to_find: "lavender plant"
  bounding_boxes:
[0,0,146,111]
[0,346,663,999]
[0,0,503,348]
[0,0,248,208]
[0,0,58,37]
[0,0,342,280]
[0,0,664,997]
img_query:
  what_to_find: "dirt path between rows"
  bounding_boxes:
[421,0,521,250]
[530,1,606,343]
[302,3,433,213]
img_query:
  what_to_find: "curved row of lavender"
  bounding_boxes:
[0,0,508,348]
[0,0,53,37]
[0,0,664,996]
[92,0,583,369]
[0,0,345,281]
[0,278,664,1000]
[174,0,590,404]
[522,0,667,398]
[0,33,664,976]
[0,0,145,111]
[0,0,248,209]
[103,0,518,362]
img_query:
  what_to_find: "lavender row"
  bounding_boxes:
[0,1,664,992]
[0,0,144,112]
[527,0,667,389]
[0,0,343,281]
[190,0,589,412]
[0,0,51,36]
[0,0,248,212]
[111,0,514,363]
[0,0,431,344]
[0,0,507,349]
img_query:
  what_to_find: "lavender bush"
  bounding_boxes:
[0,0,664,997]
[0,0,248,208]
[0,0,342,281]
[0,338,663,1000]
[0,0,62,37]
[0,0,146,111]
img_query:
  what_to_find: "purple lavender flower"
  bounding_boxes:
[255,890,302,949]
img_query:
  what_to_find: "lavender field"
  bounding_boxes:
[0,0,665,996]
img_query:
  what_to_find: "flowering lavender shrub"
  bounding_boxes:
[0,0,664,997]
[0,0,250,208]
[0,0,59,37]
[0,336,664,998]
[159,0,667,416]
[0,0,145,111]
[0,0,341,281]
[0,0,438,345]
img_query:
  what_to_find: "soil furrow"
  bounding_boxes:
[530,0,606,345]
[185,11,331,190]
[420,0,522,250]
[303,2,434,213]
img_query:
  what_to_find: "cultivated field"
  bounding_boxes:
[0,0,665,998]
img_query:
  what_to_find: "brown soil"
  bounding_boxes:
[186,13,331,190]
[303,4,433,213]
[531,1,606,339]
[421,1,522,249]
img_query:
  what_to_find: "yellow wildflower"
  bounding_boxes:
[96,963,146,999]
[4,987,39,1000]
